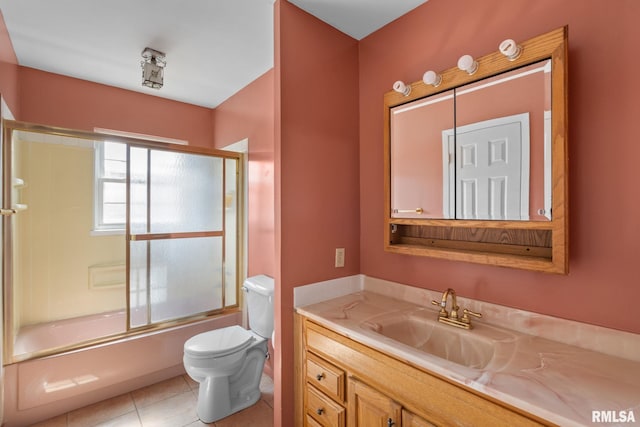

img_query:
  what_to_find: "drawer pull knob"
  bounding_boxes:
[316,408,325,415]
[316,373,325,381]
[387,418,395,427]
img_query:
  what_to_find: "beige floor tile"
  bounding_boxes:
[94,410,142,427]
[183,374,199,391]
[137,390,199,427]
[35,374,273,427]
[30,414,67,427]
[132,376,191,408]
[184,421,211,427]
[215,400,274,427]
[68,394,136,427]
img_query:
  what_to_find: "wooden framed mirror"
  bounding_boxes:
[383,27,568,274]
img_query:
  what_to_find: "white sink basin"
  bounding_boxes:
[360,309,513,369]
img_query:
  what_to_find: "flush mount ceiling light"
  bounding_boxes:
[141,47,166,89]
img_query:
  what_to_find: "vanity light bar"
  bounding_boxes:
[392,36,524,92]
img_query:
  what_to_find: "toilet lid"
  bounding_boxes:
[184,325,255,358]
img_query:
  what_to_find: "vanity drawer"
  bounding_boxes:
[306,385,346,427]
[306,414,324,427]
[306,353,345,402]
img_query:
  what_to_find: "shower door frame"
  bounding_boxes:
[1,120,244,364]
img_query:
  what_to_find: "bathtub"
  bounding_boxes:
[14,310,127,357]
[3,311,242,426]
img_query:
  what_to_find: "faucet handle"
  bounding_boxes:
[461,308,482,323]
[431,300,447,317]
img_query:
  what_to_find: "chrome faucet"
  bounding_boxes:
[431,288,482,330]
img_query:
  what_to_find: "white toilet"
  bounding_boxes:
[183,275,274,423]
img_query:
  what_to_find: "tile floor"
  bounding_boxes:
[32,373,274,427]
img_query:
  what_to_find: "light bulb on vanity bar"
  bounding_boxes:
[392,80,411,96]
[422,70,442,87]
[457,54,478,75]
[499,38,523,61]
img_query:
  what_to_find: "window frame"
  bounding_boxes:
[93,140,127,234]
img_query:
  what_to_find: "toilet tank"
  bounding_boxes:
[243,275,274,339]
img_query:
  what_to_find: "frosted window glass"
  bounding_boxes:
[148,237,223,323]
[129,240,149,328]
[225,158,238,307]
[129,147,148,234]
[149,151,223,233]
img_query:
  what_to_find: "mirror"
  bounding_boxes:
[391,60,551,221]
[391,89,454,219]
[383,27,568,274]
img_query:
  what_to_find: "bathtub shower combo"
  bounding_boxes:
[1,121,245,424]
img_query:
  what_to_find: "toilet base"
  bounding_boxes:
[193,344,267,423]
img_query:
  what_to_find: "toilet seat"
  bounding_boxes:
[184,325,255,358]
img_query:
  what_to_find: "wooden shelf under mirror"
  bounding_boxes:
[384,27,568,274]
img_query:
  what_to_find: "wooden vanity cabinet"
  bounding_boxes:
[304,351,347,427]
[295,313,553,427]
[349,377,434,427]
[402,410,437,427]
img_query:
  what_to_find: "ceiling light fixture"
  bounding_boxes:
[141,47,166,89]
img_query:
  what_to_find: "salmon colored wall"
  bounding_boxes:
[275,1,360,425]
[0,10,19,114]
[213,70,276,279]
[359,0,640,333]
[18,68,214,148]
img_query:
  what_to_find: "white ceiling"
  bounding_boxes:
[290,0,427,40]
[0,0,427,108]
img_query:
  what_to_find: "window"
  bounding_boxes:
[94,141,127,232]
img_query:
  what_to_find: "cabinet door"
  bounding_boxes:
[402,409,438,427]
[348,378,401,427]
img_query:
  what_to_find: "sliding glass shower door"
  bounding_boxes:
[127,147,236,328]
[2,122,242,362]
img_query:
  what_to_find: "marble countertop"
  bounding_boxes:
[296,291,640,426]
